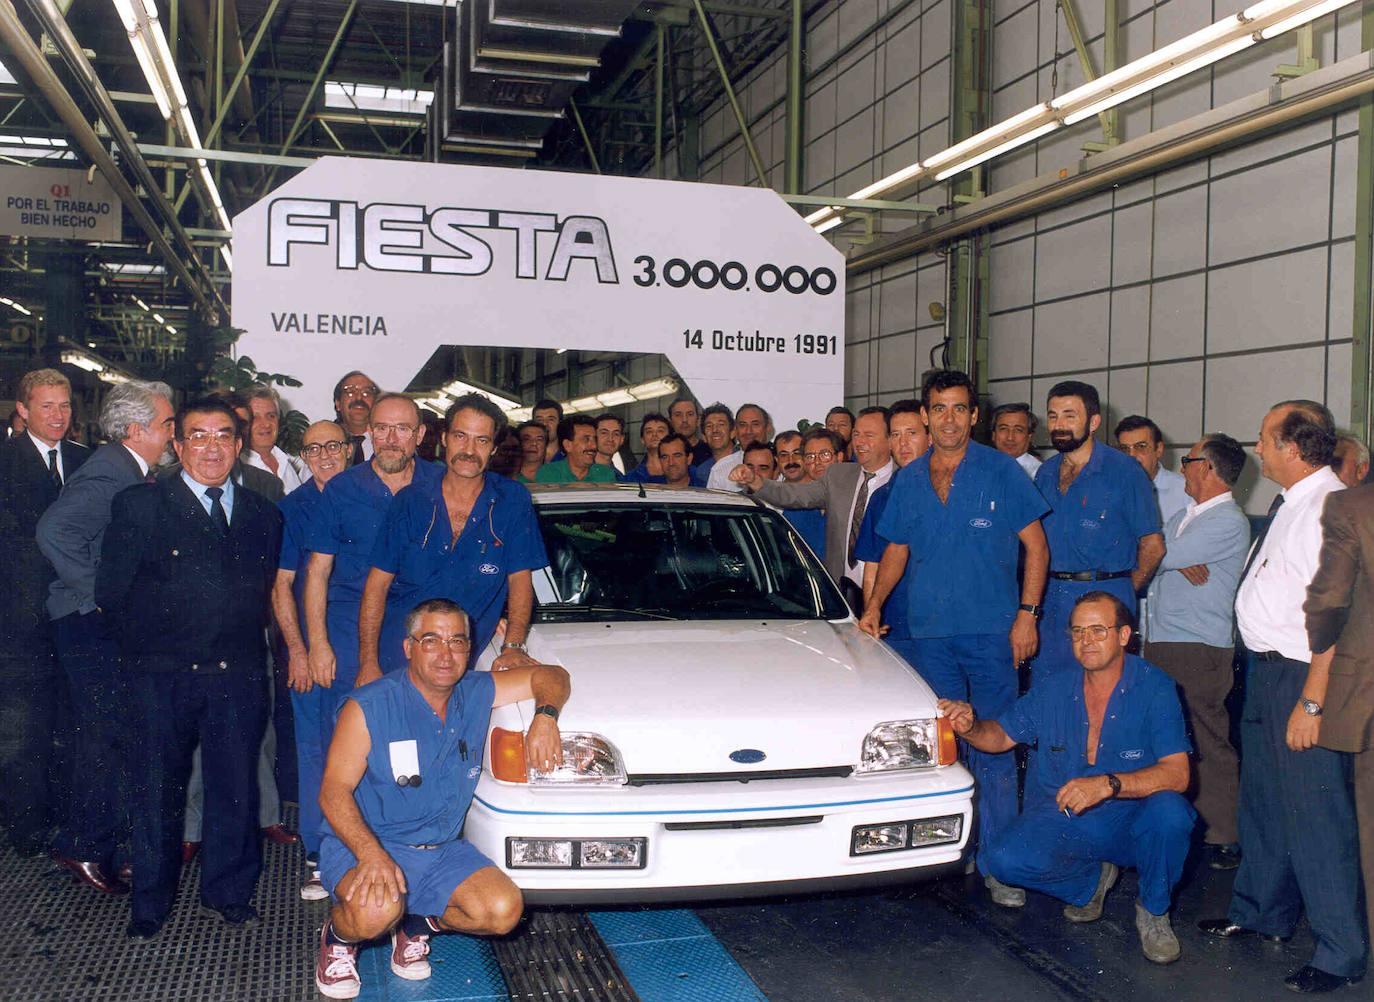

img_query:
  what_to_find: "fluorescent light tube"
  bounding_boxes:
[1061,36,1255,124]
[933,121,1061,180]
[1256,0,1352,37]
[815,215,845,234]
[923,104,1054,170]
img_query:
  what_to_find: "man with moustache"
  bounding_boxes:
[535,416,618,484]
[692,403,736,483]
[991,402,1042,477]
[305,394,441,705]
[1033,381,1163,677]
[97,399,283,939]
[594,414,627,475]
[37,380,175,891]
[0,368,88,861]
[941,592,1194,964]
[669,397,712,465]
[625,413,672,483]
[334,372,380,467]
[358,394,548,682]
[658,434,700,488]
[860,373,1049,903]
[272,421,349,899]
[774,431,826,558]
[515,421,547,484]
[855,399,929,663]
[708,404,774,491]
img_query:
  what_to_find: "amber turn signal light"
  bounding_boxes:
[937,716,958,766]
[490,727,528,782]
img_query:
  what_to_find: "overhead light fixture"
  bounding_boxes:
[814,216,845,235]
[98,370,130,384]
[0,296,32,316]
[933,121,1061,180]
[60,350,104,373]
[324,82,434,117]
[440,379,522,411]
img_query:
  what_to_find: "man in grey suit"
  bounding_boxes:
[36,380,175,893]
[1142,434,1251,872]
[731,407,895,607]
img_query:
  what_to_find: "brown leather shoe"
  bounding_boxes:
[52,852,129,894]
[261,824,300,845]
[181,841,201,865]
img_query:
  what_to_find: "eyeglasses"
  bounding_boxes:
[411,633,471,654]
[181,429,236,448]
[1180,456,1210,467]
[777,448,803,461]
[371,422,417,440]
[804,450,834,462]
[1067,625,1113,642]
[1120,442,1157,454]
[339,385,378,399]
[301,440,347,458]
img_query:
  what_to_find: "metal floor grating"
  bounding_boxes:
[493,911,639,1002]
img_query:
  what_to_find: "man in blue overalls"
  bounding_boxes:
[357,393,548,684]
[939,591,1195,965]
[314,597,570,999]
[859,372,1049,908]
[1033,381,1163,677]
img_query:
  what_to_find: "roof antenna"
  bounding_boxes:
[637,480,646,499]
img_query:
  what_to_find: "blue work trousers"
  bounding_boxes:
[1035,576,1137,679]
[984,792,1194,914]
[51,611,128,864]
[126,667,266,924]
[909,634,1019,874]
[1228,654,1365,978]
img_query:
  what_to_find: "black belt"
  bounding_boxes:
[1049,570,1132,582]
[1249,650,1288,663]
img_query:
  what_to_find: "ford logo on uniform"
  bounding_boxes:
[479,563,501,575]
[969,518,992,529]
[730,749,767,764]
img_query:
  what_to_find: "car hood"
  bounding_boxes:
[522,620,936,776]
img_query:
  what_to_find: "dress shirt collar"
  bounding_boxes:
[1279,465,1336,504]
[122,444,150,477]
[181,470,235,520]
[1177,490,1232,533]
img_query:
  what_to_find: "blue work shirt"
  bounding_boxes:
[785,507,828,566]
[369,471,548,668]
[335,668,496,846]
[278,478,322,608]
[998,654,1190,806]
[305,460,444,607]
[878,442,1048,639]
[852,483,908,640]
[1035,444,1160,573]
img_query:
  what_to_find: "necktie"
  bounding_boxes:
[206,486,230,535]
[350,435,366,466]
[848,471,876,568]
[1240,492,1285,581]
[47,448,61,488]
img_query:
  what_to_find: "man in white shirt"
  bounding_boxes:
[1198,400,1365,995]
[991,402,1042,477]
[243,387,305,494]
[1115,415,1188,524]
[706,403,773,492]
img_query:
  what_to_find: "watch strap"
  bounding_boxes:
[534,704,559,722]
[1018,603,1042,617]
[1105,773,1122,798]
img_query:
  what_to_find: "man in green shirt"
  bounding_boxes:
[534,416,619,484]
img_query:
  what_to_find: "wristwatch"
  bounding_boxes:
[1299,697,1323,717]
[1017,603,1043,617]
[534,704,560,722]
[1105,773,1122,799]
[501,641,528,653]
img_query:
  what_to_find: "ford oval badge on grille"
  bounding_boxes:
[730,749,767,764]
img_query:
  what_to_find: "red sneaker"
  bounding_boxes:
[390,927,432,981]
[315,925,361,999]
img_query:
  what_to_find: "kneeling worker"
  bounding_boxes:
[314,597,570,999]
[937,591,1194,964]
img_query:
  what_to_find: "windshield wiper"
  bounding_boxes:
[536,603,682,621]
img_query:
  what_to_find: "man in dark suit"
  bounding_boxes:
[37,379,175,892]
[1305,480,1374,974]
[0,368,89,857]
[97,398,283,940]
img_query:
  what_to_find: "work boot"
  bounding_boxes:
[984,874,1026,908]
[1135,901,1181,964]
[1063,862,1118,922]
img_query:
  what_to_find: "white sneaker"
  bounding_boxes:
[391,927,433,980]
[300,870,328,901]
[315,925,361,999]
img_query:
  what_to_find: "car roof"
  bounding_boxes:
[526,483,760,508]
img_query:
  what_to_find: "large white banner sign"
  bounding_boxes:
[0,165,122,241]
[233,158,843,433]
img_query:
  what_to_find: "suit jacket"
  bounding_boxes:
[752,463,864,586]
[157,457,285,502]
[1305,483,1374,753]
[0,434,89,646]
[36,442,145,620]
[95,475,283,673]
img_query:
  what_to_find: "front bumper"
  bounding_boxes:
[464,765,974,905]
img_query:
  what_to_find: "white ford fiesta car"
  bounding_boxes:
[466,483,974,904]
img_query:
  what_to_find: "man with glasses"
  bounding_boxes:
[333,371,380,467]
[272,421,349,900]
[1143,435,1250,872]
[1115,415,1189,525]
[96,398,284,940]
[358,393,548,684]
[939,591,1194,965]
[304,394,440,746]
[314,598,568,999]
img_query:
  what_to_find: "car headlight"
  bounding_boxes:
[857,718,958,773]
[490,728,627,785]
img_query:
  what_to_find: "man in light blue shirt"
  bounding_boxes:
[1143,433,1250,871]
[1115,416,1189,525]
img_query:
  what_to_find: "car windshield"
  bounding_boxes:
[531,503,850,623]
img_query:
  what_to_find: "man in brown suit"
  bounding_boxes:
[1305,481,1374,947]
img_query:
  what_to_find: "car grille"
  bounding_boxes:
[625,766,853,786]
